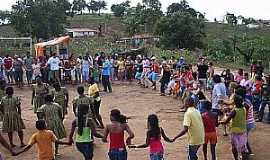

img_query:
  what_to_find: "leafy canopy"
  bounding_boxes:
[155,1,205,49]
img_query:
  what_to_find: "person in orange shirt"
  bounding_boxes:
[16,120,70,160]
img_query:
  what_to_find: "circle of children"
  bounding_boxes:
[0,51,268,160]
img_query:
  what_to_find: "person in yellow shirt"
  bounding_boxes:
[117,57,125,81]
[88,79,104,128]
[172,97,205,160]
[17,120,70,160]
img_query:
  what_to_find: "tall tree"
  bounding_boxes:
[123,3,145,35]
[141,0,163,33]
[0,10,10,25]
[96,0,107,16]
[10,0,71,39]
[225,13,238,25]
[87,0,99,14]
[72,0,87,15]
[155,4,205,49]
[167,0,199,17]
[111,1,130,17]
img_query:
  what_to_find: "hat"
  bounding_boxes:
[180,57,184,59]
[151,56,156,60]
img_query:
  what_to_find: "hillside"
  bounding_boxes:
[68,14,126,37]
[2,14,270,39]
[205,22,270,40]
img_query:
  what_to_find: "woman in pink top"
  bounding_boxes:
[130,114,173,160]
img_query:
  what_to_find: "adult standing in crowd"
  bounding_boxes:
[4,54,13,84]
[102,56,112,93]
[47,53,61,83]
[160,62,171,96]
[24,52,33,85]
[197,57,208,90]
[75,56,82,83]
[13,55,24,88]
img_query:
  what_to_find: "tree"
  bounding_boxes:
[155,11,205,49]
[72,0,87,15]
[143,0,161,10]
[10,0,71,39]
[167,0,198,17]
[0,10,10,25]
[123,4,144,35]
[225,13,238,25]
[87,0,98,14]
[242,17,256,25]
[96,0,107,16]
[111,1,130,17]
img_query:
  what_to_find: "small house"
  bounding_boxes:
[66,28,98,38]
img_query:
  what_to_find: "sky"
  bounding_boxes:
[1,0,270,21]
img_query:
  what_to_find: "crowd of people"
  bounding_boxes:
[0,51,269,160]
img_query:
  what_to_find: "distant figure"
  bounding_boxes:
[98,24,102,36]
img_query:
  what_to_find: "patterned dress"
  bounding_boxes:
[32,83,49,113]
[37,102,66,139]
[72,95,94,118]
[0,89,5,121]
[51,87,68,115]
[0,96,25,133]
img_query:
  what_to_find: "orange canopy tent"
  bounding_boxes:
[34,36,71,57]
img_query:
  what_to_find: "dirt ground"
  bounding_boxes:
[1,82,270,160]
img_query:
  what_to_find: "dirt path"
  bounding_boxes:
[1,83,270,160]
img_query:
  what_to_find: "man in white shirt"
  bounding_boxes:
[47,53,61,83]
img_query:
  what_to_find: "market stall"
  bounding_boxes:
[34,36,71,59]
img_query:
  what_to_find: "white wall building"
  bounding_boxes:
[66,28,98,37]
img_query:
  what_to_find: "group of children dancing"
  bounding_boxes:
[0,53,268,160]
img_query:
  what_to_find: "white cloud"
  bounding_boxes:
[1,0,270,21]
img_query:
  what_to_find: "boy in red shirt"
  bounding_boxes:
[201,101,218,160]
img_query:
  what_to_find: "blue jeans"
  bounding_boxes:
[76,142,94,159]
[150,152,164,160]
[26,70,33,83]
[258,100,270,121]
[188,145,201,160]
[108,149,127,160]
[82,70,89,81]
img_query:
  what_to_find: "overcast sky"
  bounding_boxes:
[1,0,270,21]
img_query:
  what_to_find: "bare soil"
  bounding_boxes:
[1,82,270,160]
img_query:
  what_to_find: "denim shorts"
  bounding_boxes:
[150,152,164,160]
[108,149,127,160]
[76,142,94,159]
[246,123,255,133]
